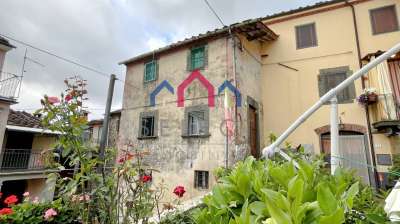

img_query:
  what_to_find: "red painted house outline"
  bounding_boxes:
[177,70,215,107]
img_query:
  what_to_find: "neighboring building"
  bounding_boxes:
[87,109,121,148]
[0,110,60,206]
[119,0,400,202]
[0,37,59,205]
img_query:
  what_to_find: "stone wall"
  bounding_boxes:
[119,35,264,201]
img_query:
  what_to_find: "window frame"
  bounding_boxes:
[369,5,399,35]
[144,60,158,83]
[295,22,318,49]
[187,44,208,71]
[138,111,158,139]
[318,66,356,104]
[194,170,209,190]
[182,105,210,138]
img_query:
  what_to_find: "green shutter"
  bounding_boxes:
[318,73,327,98]
[187,50,192,71]
[347,70,356,101]
[155,60,159,81]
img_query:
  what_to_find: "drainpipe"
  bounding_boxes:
[345,0,380,188]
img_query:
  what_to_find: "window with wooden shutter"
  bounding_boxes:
[370,5,399,35]
[194,170,209,189]
[295,23,317,49]
[144,60,157,82]
[318,66,355,103]
[187,45,207,71]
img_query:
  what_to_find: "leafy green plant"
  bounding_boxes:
[195,157,374,224]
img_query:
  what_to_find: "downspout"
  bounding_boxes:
[346,0,380,188]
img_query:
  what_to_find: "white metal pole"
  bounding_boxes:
[262,42,400,159]
[330,96,339,175]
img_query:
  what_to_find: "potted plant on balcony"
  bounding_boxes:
[357,88,378,105]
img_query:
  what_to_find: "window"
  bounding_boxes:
[194,170,209,189]
[188,111,206,136]
[138,111,158,138]
[187,45,208,71]
[183,105,209,137]
[295,23,317,49]
[144,60,157,82]
[370,5,399,35]
[318,66,356,103]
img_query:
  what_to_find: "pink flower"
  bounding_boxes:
[33,197,39,204]
[79,194,90,202]
[23,192,29,197]
[47,96,60,104]
[44,208,57,220]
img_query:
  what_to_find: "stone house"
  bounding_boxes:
[119,0,400,201]
[87,109,121,149]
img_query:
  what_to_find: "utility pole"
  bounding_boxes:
[98,74,116,174]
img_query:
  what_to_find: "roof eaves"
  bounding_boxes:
[260,0,345,21]
[119,19,278,65]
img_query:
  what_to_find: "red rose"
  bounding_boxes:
[0,208,13,215]
[173,186,186,198]
[4,195,18,206]
[0,192,2,198]
[142,175,152,183]
[64,94,72,102]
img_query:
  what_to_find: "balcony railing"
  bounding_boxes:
[0,149,46,171]
[0,72,21,99]
[370,93,400,123]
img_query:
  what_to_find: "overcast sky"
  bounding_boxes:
[0,0,322,119]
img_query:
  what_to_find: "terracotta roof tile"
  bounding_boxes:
[7,109,42,128]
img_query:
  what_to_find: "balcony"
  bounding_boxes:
[0,149,47,171]
[0,72,21,100]
[369,93,400,135]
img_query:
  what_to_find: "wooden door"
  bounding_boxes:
[249,106,258,158]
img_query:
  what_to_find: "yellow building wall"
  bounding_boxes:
[261,0,399,174]
[32,134,56,154]
[261,4,364,151]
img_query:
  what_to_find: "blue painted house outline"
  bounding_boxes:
[218,80,242,107]
[150,80,174,106]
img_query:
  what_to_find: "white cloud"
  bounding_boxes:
[146,37,168,51]
[0,0,322,120]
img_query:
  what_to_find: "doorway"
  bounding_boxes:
[248,97,260,159]
[321,131,371,185]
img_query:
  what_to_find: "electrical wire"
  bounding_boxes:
[202,0,225,27]
[0,33,111,79]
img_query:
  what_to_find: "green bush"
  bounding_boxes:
[194,157,389,224]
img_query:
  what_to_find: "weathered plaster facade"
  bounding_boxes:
[119,35,267,200]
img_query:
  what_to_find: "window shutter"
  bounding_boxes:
[155,60,159,81]
[203,45,208,69]
[186,50,192,71]
[347,70,356,101]
[318,73,327,98]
